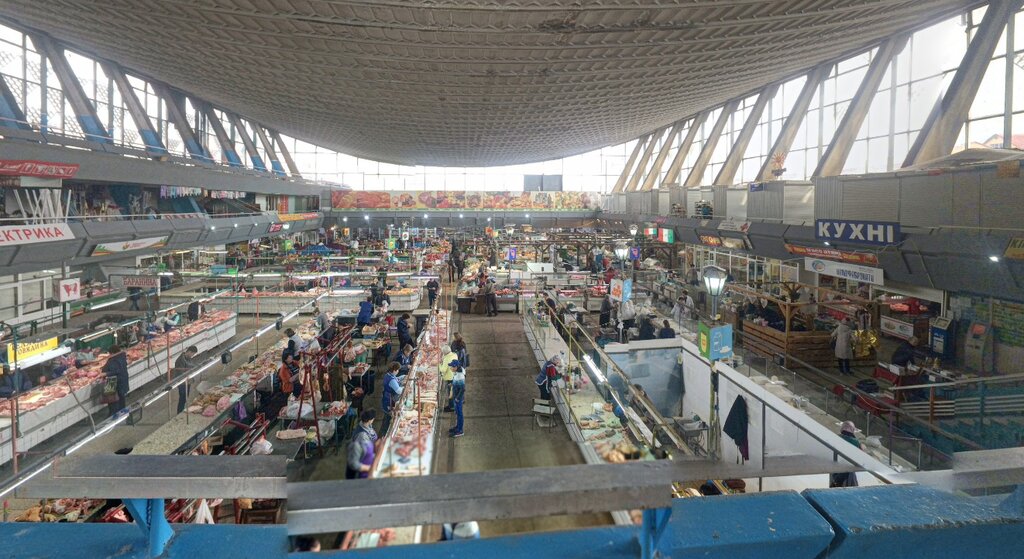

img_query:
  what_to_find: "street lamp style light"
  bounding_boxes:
[628,223,639,237]
[505,224,515,236]
[702,265,729,320]
[614,243,629,274]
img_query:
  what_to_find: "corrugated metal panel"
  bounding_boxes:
[812,176,843,220]
[841,177,899,221]
[899,174,952,227]
[713,186,728,217]
[782,182,814,222]
[726,188,748,220]
[952,171,981,228]
[657,191,671,215]
[981,172,1024,229]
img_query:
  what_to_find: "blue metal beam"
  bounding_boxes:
[200,103,243,167]
[226,112,267,172]
[152,83,213,163]
[30,34,111,143]
[254,124,287,177]
[122,498,174,558]
[0,74,32,131]
[100,61,166,157]
[270,129,302,177]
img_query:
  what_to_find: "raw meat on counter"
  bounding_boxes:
[0,310,235,416]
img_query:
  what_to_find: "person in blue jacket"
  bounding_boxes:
[397,313,416,349]
[380,362,404,435]
[0,364,33,398]
[356,296,374,328]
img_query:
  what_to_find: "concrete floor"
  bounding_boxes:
[430,312,611,537]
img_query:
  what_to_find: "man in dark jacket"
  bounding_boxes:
[173,345,199,413]
[426,278,440,309]
[397,313,415,349]
[890,337,918,368]
[103,345,130,420]
[0,364,33,398]
[187,300,203,322]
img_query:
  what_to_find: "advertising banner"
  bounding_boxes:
[0,159,79,179]
[508,247,518,261]
[717,220,751,233]
[0,223,75,247]
[804,257,884,286]
[784,244,878,266]
[91,236,169,256]
[815,219,901,246]
[7,336,58,363]
[277,212,320,222]
[698,234,723,247]
[611,279,633,302]
[1004,238,1024,260]
[268,223,284,233]
[628,246,641,261]
[331,190,595,211]
[699,323,734,361]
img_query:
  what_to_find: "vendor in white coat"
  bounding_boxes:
[832,319,854,375]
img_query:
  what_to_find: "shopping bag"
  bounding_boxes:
[100,377,119,404]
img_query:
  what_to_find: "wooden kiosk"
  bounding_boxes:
[725,283,879,369]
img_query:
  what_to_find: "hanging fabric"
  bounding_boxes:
[722,395,750,462]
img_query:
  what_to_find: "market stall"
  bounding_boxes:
[344,309,450,549]
[0,311,239,465]
[723,283,879,369]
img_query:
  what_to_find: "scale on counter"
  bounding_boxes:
[929,316,955,361]
[964,321,993,373]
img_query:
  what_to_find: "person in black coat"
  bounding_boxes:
[637,315,657,341]
[0,364,33,398]
[103,345,130,419]
[397,313,415,349]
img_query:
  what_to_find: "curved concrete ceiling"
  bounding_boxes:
[0,1,975,166]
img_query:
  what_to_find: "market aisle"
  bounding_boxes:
[431,311,612,537]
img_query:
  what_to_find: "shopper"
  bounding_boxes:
[890,336,918,368]
[485,279,499,316]
[619,298,637,332]
[102,345,130,419]
[543,292,558,321]
[658,320,676,339]
[671,296,687,327]
[356,296,374,328]
[637,314,657,340]
[450,332,468,367]
[598,290,610,325]
[448,359,466,438]
[380,362,403,435]
[346,409,378,479]
[173,345,199,414]
[426,277,440,309]
[439,344,458,411]
[397,313,416,349]
[284,328,305,358]
[683,290,695,319]
[829,421,866,488]
[686,265,699,286]
[479,279,494,316]
[128,287,143,311]
[535,355,560,401]
[832,319,854,375]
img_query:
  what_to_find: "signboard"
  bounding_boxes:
[610,278,633,303]
[121,275,161,290]
[276,197,290,214]
[0,159,79,179]
[628,246,641,261]
[52,278,81,302]
[748,182,765,192]
[268,223,284,233]
[881,316,915,341]
[508,247,518,261]
[0,223,75,247]
[278,212,320,222]
[698,323,734,361]
[91,236,169,256]
[784,244,878,266]
[7,336,58,363]
[717,220,751,233]
[698,234,723,247]
[400,231,410,241]
[386,238,397,251]
[805,257,884,286]
[332,190,596,211]
[657,228,674,243]
[816,219,901,246]
[1004,238,1024,260]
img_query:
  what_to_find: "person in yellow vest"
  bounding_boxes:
[438,344,458,412]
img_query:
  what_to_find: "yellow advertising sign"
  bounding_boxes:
[7,336,58,363]
[1004,238,1024,260]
